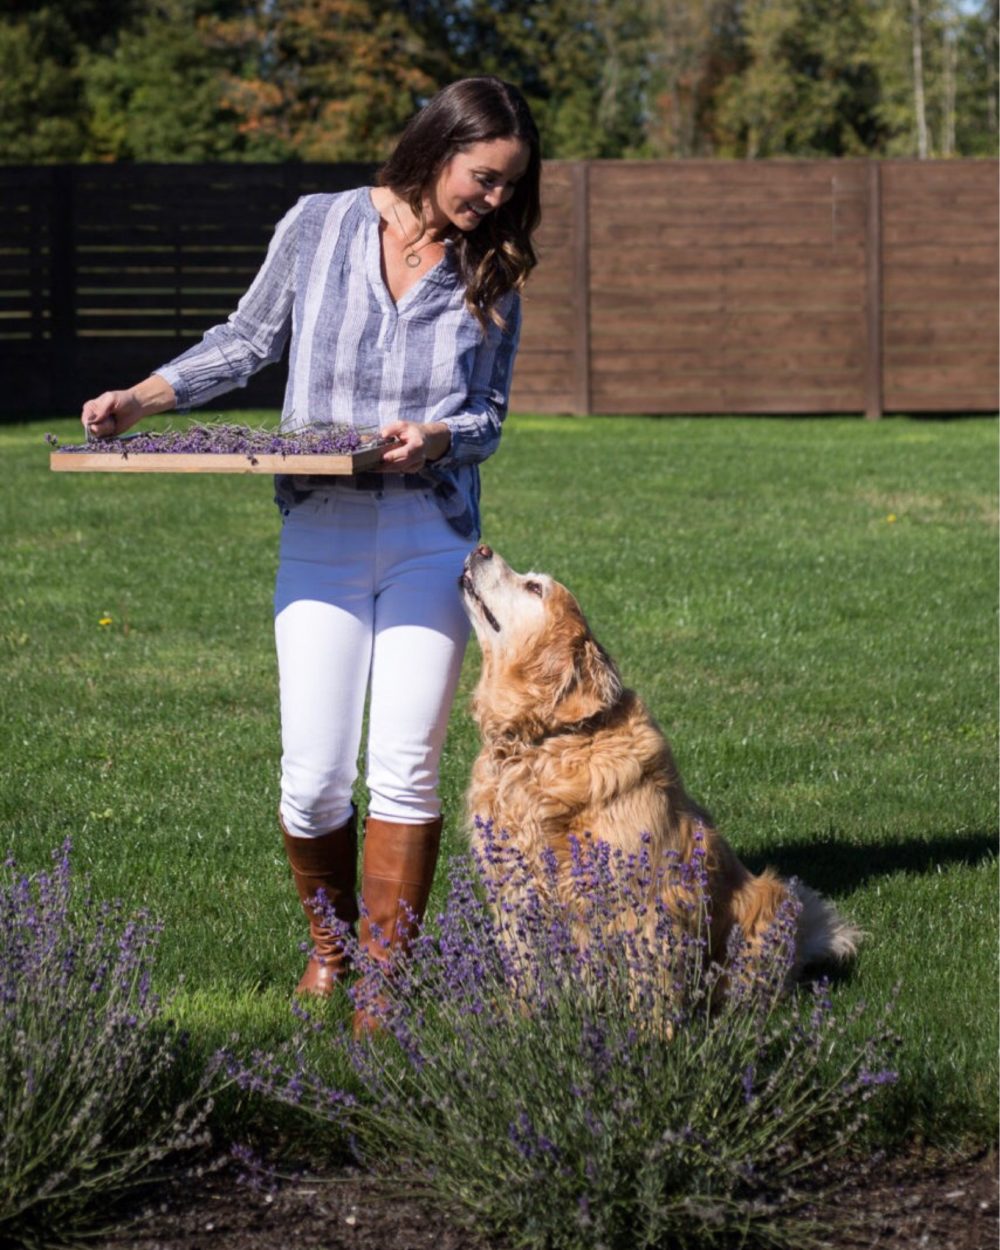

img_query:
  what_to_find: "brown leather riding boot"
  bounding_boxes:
[282,810,360,996]
[352,815,442,1038]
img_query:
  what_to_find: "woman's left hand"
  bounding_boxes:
[378,421,451,473]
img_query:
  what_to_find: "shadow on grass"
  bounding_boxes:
[746,832,996,899]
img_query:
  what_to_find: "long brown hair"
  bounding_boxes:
[378,77,541,331]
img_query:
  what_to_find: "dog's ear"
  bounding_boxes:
[555,631,623,725]
[537,586,623,725]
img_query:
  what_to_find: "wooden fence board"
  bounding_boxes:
[590,244,867,271]
[593,308,862,338]
[590,269,866,296]
[590,223,867,248]
[884,275,999,300]
[589,387,864,414]
[593,350,865,376]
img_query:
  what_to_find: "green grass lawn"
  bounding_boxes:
[2,412,997,1145]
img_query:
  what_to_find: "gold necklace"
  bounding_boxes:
[390,200,434,268]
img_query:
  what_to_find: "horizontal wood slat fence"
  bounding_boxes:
[1,160,996,419]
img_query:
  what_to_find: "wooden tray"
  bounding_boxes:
[50,442,390,475]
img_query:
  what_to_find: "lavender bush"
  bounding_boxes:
[0,841,214,1247]
[233,823,897,1250]
[46,422,376,459]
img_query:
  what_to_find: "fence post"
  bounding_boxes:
[49,166,76,414]
[864,160,883,420]
[571,161,591,416]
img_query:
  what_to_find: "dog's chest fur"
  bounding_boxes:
[468,691,678,854]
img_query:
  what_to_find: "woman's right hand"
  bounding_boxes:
[80,389,142,440]
[80,375,177,439]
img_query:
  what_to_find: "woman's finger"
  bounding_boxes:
[377,422,424,471]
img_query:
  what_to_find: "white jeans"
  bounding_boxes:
[274,487,473,838]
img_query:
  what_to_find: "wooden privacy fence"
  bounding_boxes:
[518,159,998,417]
[1,159,996,419]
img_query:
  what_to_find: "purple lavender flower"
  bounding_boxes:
[1,842,214,1245]
[857,1067,898,1088]
[223,821,897,1250]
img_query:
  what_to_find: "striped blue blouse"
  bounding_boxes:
[154,187,522,537]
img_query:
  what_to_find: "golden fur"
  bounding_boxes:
[460,546,859,980]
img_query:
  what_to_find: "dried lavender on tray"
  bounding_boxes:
[47,423,381,458]
[46,423,397,474]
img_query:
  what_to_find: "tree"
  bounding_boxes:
[2,0,996,163]
[201,0,440,161]
[713,0,882,157]
[910,0,930,156]
[442,0,654,158]
[644,0,743,156]
[82,1,244,161]
[867,0,994,158]
[954,0,998,155]
[3,0,141,52]
[0,10,87,161]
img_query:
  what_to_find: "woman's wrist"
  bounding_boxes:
[117,376,177,434]
[133,374,177,418]
[423,422,451,463]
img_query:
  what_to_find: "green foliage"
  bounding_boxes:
[198,0,441,161]
[868,0,990,158]
[0,11,86,162]
[714,0,882,157]
[644,0,745,157]
[1,0,995,163]
[3,0,142,52]
[952,0,998,156]
[82,2,240,162]
[444,0,655,158]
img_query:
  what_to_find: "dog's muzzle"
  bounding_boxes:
[459,546,501,632]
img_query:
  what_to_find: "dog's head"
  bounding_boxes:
[459,546,623,739]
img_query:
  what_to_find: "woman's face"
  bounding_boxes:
[426,137,532,234]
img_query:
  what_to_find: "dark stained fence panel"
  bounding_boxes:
[0,167,61,412]
[0,163,375,416]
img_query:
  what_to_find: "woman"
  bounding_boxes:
[80,77,542,1034]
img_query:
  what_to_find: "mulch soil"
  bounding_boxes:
[96,1147,997,1250]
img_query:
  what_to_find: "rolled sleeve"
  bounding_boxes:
[434,295,521,470]
[153,199,303,411]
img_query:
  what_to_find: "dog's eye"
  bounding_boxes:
[524,580,544,597]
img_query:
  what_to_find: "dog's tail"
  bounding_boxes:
[726,868,861,972]
[788,879,863,967]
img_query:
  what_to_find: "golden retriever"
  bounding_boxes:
[459,545,859,985]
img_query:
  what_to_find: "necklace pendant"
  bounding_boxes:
[405,252,422,268]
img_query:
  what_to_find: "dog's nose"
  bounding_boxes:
[475,544,493,560]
